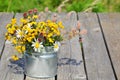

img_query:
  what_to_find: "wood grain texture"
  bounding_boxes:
[78,13,115,80]
[0,41,24,80]
[98,13,120,80]
[58,40,71,80]
[69,12,86,80]
[70,36,86,80]
[0,13,13,57]
[55,13,71,80]
[57,12,86,80]
[15,13,23,23]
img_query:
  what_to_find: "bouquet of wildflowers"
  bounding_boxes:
[5,9,64,56]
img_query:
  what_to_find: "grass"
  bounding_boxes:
[0,0,120,13]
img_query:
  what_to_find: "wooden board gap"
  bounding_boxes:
[96,13,118,80]
[0,41,6,59]
[77,13,88,80]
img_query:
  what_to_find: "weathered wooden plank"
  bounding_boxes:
[57,12,86,80]
[78,13,115,80]
[58,41,71,80]
[70,36,86,80]
[0,13,13,58]
[69,12,86,80]
[98,13,120,80]
[56,13,72,80]
[0,41,24,80]
[15,13,23,23]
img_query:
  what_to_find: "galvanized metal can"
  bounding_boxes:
[24,51,58,78]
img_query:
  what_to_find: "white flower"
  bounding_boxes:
[16,29,24,38]
[32,38,43,52]
[55,41,61,47]
[54,42,60,52]
[25,23,32,34]
[28,23,31,28]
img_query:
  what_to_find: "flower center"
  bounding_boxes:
[19,31,23,36]
[54,44,58,48]
[35,42,39,48]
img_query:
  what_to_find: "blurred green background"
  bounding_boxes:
[0,0,120,12]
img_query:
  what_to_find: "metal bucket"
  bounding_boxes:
[24,51,58,78]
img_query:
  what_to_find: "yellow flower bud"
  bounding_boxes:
[11,55,19,61]
[11,18,16,25]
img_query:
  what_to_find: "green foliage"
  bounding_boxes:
[115,4,120,12]
[112,1,120,12]
[0,0,120,12]
[66,0,93,12]
[0,0,8,12]
[65,0,109,12]
[0,0,41,12]
[92,3,108,12]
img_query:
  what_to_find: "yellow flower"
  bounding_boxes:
[48,38,54,43]
[32,15,38,19]
[28,33,32,36]
[24,24,32,32]
[28,16,31,19]
[47,33,53,38]
[18,49,22,53]
[47,23,53,27]
[58,21,64,29]
[22,46,26,52]
[27,37,33,42]
[53,30,60,35]
[11,55,19,61]
[11,18,16,25]
[46,20,51,23]
[5,33,10,40]
[15,46,23,53]
[34,31,38,36]
[38,22,45,26]
[51,27,55,31]
[5,9,64,55]
[12,38,17,44]
[31,21,37,25]
[52,23,58,29]
[20,18,27,24]
[15,45,21,49]
[5,34,11,40]
[7,27,15,34]
[6,24,11,29]
[56,31,60,35]
[20,41,24,44]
